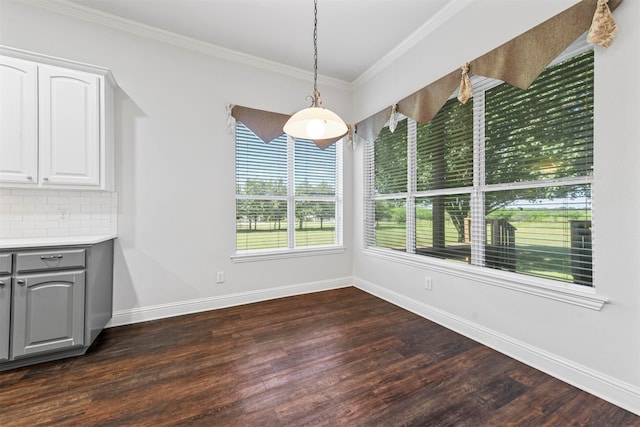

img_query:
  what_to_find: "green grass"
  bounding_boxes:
[374,218,589,284]
[237,215,591,285]
[237,221,335,250]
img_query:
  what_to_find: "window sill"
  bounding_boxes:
[361,247,607,311]
[232,246,346,263]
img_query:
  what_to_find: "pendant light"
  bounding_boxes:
[283,0,348,140]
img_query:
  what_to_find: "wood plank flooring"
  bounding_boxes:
[1,287,638,426]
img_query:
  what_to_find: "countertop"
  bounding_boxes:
[0,235,117,250]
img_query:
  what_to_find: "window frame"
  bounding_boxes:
[362,37,607,310]
[233,125,345,262]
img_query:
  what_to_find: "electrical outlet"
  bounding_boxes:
[424,276,433,291]
[216,271,225,284]
[58,209,69,222]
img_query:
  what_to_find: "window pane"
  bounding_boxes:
[417,98,473,191]
[295,139,336,196]
[236,123,287,196]
[485,184,592,285]
[236,199,288,251]
[295,200,336,247]
[374,119,408,195]
[415,195,471,262]
[235,117,341,254]
[374,199,406,251]
[485,51,594,185]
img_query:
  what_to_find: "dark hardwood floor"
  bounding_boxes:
[1,287,638,426]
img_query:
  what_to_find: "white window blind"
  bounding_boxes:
[371,119,408,252]
[482,50,594,284]
[366,44,595,287]
[236,122,342,253]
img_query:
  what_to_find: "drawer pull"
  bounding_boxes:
[40,255,63,260]
[17,279,26,286]
[0,280,5,286]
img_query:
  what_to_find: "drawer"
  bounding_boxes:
[0,253,11,275]
[15,249,85,273]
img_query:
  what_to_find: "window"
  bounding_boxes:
[366,46,594,287]
[235,123,343,254]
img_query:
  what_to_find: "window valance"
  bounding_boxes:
[356,0,622,144]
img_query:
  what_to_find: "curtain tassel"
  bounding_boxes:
[226,104,235,134]
[346,124,356,150]
[587,0,618,48]
[457,63,472,104]
[389,104,398,133]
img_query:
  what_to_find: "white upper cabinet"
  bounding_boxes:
[39,65,101,187]
[0,48,116,191]
[0,57,38,184]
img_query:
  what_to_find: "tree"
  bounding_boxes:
[296,201,313,230]
[374,201,393,226]
[483,51,593,208]
[237,178,287,230]
[374,119,408,195]
[416,98,473,243]
[314,201,335,229]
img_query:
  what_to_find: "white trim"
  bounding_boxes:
[108,276,353,327]
[361,247,607,310]
[231,246,346,263]
[20,0,350,91]
[287,135,296,250]
[353,0,473,87]
[0,45,118,87]
[353,277,640,416]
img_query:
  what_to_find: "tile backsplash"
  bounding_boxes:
[0,189,117,239]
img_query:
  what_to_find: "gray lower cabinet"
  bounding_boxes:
[0,253,11,362]
[12,271,86,358]
[0,239,113,370]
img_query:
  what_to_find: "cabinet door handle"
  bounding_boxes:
[16,279,26,286]
[40,255,63,260]
[0,280,5,286]
[43,177,49,181]
[26,176,33,181]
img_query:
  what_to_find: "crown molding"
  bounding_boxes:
[353,0,473,88]
[0,44,118,87]
[19,0,352,91]
[18,0,472,91]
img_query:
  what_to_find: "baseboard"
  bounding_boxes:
[353,277,640,417]
[108,276,353,327]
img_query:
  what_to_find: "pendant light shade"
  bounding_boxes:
[283,0,347,141]
[283,106,348,140]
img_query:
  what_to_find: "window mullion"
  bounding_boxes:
[407,120,417,254]
[335,139,344,246]
[471,91,486,266]
[364,141,375,248]
[287,136,296,249]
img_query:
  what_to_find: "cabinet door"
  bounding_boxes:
[0,56,38,185]
[39,65,100,187]
[0,275,10,362]
[11,271,85,359]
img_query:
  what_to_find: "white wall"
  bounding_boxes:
[352,0,640,414]
[0,1,354,323]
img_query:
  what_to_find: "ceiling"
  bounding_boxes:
[66,0,453,83]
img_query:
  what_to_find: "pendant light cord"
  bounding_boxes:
[312,0,321,107]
